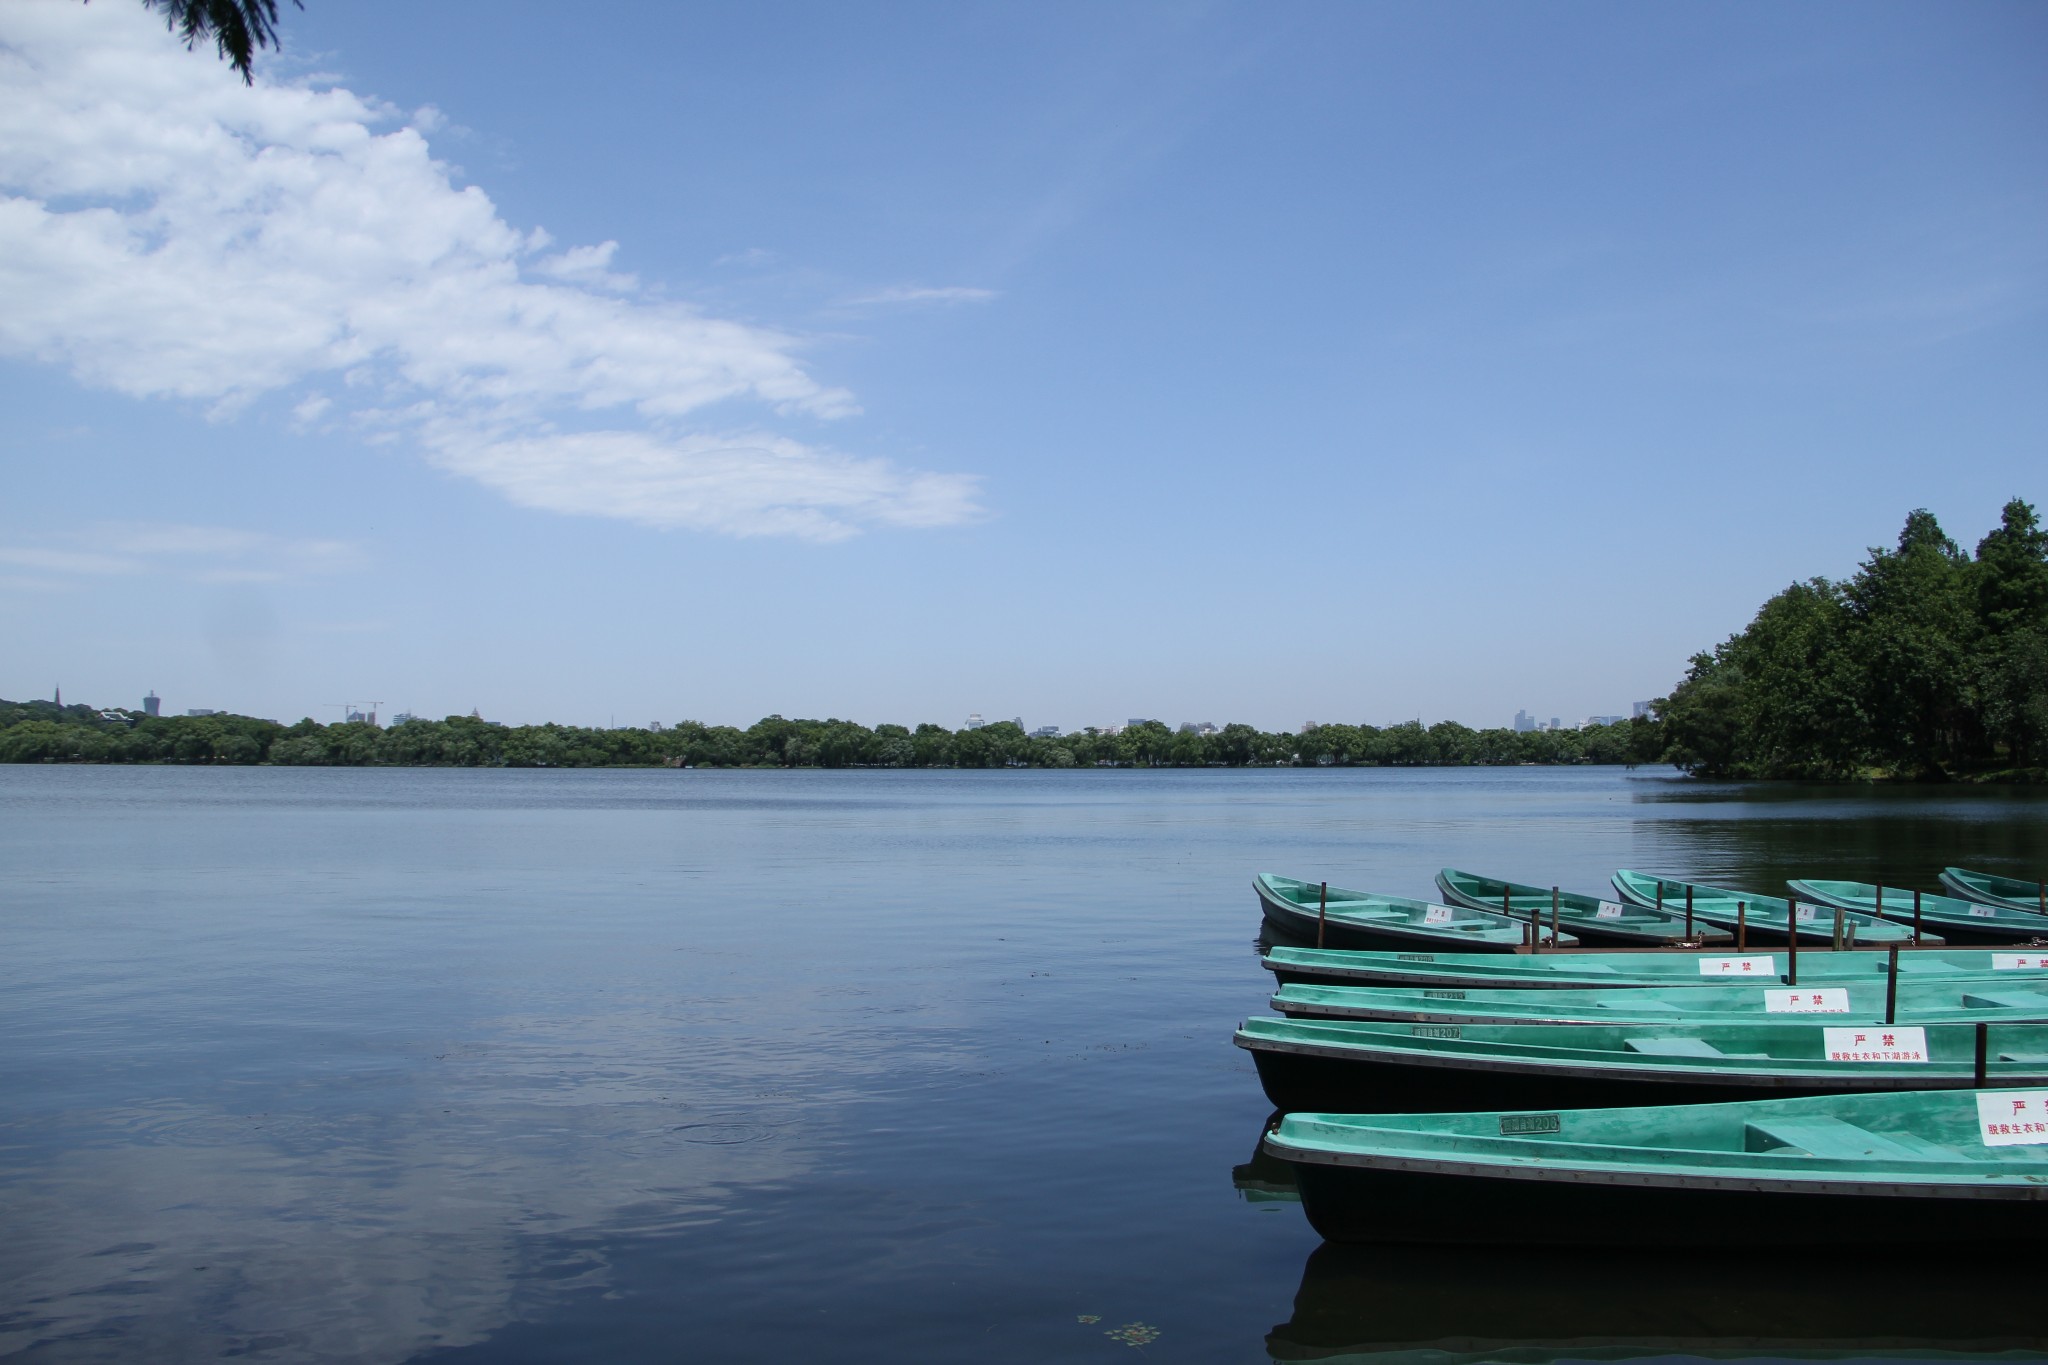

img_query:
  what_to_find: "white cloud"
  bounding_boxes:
[0,2,980,541]
[843,285,1000,307]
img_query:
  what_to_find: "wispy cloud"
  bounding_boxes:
[0,3,982,541]
[0,523,365,584]
[841,285,1000,307]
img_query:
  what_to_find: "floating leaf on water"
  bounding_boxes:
[1075,1314,1100,1324]
[1104,1321,1161,1347]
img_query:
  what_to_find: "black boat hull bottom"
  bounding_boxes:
[1282,1156,2045,1245]
[1246,1046,1893,1115]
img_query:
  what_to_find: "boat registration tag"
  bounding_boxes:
[1498,1113,1560,1135]
[1976,1091,2048,1147]
[1595,902,1626,920]
[1994,954,2048,970]
[1699,955,1775,976]
[1424,906,1454,924]
[1970,907,1997,918]
[1764,988,1851,1013]
[1795,905,1819,922]
[1823,1026,1928,1062]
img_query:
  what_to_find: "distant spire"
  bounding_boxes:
[53,685,61,707]
[470,707,481,720]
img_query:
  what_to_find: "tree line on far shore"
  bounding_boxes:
[9,500,2036,780]
[0,703,1664,770]
[1659,499,2047,781]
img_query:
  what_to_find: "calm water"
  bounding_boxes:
[3,766,2046,1365]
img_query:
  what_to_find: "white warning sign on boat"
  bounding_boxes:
[1764,988,1850,1013]
[1699,955,1775,976]
[1823,1026,1928,1062]
[1977,1091,2048,1147]
[1423,906,1454,924]
[1795,905,1819,922]
[1595,902,1626,919]
[1994,953,2048,970]
[1970,906,1997,918]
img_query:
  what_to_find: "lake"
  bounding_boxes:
[3,765,2046,1364]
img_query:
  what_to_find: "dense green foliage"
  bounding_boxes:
[1659,500,2048,780]
[0,702,1664,770]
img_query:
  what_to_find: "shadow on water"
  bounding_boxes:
[1268,1237,2048,1363]
[1629,782,2048,900]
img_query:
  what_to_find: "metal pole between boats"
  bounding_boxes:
[1317,881,1327,949]
[1913,890,1923,946]
[1550,887,1560,948]
[1832,906,1845,952]
[1885,945,1898,1025]
[1737,901,1746,952]
[1684,886,1693,941]
[1786,902,1797,985]
[1976,1023,1989,1089]
[1875,884,1884,919]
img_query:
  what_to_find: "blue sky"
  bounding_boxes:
[2,0,2042,732]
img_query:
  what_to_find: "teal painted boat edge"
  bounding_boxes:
[1262,1089,2048,1245]
[1790,878,2048,944]
[1253,873,1572,952]
[1234,1016,2048,1096]
[1611,869,1928,946]
[1264,1089,2048,1193]
[1435,867,1723,946]
[1268,977,2048,1025]
[1260,943,2048,991]
[1942,867,2048,916]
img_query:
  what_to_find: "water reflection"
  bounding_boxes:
[1629,781,2048,899]
[1270,1238,2048,1362]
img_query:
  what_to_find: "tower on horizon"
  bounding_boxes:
[143,691,160,717]
[53,685,61,707]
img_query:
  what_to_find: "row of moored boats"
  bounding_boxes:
[1239,863,2048,1245]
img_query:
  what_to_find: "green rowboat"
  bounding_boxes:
[1253,874,1575,953]
[1942,866,2048,916]
[1237,1015,2048,1113]
[1270,977,2048,1025]
[1612,869,1927,946]
[1261,944,2048,990]
[1264,1088,2048,1245]
[1790,878,2048,946]
[1435,867,1727,946]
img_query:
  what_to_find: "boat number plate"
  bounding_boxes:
[1595,902,1626,919]
[1411,1024,1461,1038]
[1970,907,1997,918]
[1499,1114,1561,1136]
[1397,954,1436,962]
[1823,1026,1928,1062]
[1424,907,1454,924]
[1699,955,1775,976]
[1422,990,1466,1000]
[1795,906,1819,922]
[1764,988,1850,1013]
[1994,954,2048,970]
[1977,1091,2048,1147]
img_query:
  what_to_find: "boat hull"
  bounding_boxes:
[1943,867,2048,915]
[1256,883,1538,954]
[1279,1153,2048,1246]
[1245,1047,1826,1121]
[1435,869,1728,947]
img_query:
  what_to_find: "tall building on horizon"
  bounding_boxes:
[142,691,159,717]
[1512,709,1535,733]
